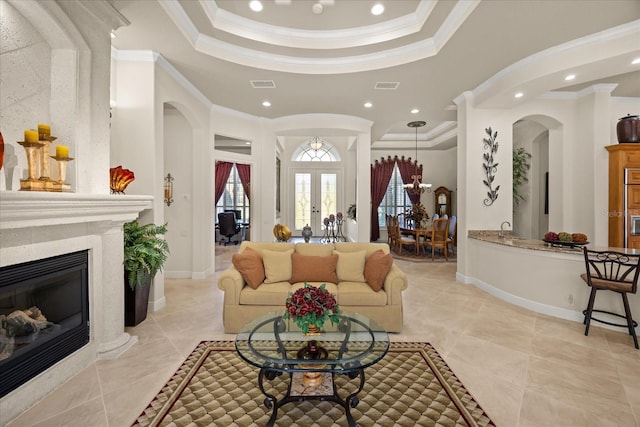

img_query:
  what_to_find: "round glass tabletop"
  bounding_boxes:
[235,311,389,373]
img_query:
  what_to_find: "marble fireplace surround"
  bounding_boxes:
[0,191,152,424]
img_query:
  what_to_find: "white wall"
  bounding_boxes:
[163,106,193,277]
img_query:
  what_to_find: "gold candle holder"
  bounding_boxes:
[49,155,74,192]
[18,140,45,191]
[39,136,57,181]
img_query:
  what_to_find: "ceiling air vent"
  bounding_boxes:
[374,82,399,90]
[250,80,276,89]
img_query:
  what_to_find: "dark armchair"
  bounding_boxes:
[218,212,241,245]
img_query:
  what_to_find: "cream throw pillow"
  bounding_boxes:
[262,249,293,283]
[333,250,367,283]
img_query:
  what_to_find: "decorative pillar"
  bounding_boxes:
[93,220,138,359]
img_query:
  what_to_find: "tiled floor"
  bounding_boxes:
[7,246,640,426]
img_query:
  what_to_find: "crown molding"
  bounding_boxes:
[199,0,437,50]
[159,0,479,74]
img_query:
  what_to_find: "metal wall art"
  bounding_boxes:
[482,127,499,206]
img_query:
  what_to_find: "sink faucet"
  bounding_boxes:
[499,221,511,239]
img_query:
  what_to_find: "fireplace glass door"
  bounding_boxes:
[0,250,89,397]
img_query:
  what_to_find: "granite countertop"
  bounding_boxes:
[467,230,586,255]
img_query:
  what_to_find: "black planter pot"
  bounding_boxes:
[124,273,151,326]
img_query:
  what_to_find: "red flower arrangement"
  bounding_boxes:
[283,283,340,334]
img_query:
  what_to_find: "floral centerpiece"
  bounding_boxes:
[406,203,428,225]
[284,283,340,334]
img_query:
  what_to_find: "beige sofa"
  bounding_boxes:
[217,241,408,333]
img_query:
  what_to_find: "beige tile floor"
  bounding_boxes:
[7,247,640,426]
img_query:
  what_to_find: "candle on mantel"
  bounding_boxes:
[24,130,39,143]
[38,124,51,139]
[56,145,69,158]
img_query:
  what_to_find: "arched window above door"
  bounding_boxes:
[292,137,341,162]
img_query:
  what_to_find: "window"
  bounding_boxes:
[378,164,411,227]
[216,164,249,222]
[292,138,341,162]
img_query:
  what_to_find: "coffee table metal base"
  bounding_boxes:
[258,367,365,427]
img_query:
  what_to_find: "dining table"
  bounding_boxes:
[399,222,433,255]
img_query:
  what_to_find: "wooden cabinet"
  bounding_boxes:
[433,186,452,218]
[606,144,640,248]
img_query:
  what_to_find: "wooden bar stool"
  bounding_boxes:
[581,248,639,349]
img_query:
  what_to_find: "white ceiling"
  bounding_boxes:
[110,0,640,149]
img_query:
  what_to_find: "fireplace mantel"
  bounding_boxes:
[0,191,153,230]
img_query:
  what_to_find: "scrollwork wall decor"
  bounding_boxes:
[482,127,499,206]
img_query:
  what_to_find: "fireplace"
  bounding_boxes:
[0,250,89,398]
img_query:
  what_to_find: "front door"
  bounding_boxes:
[293,170,339,236]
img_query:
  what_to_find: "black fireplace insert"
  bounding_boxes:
[0,250,89,398]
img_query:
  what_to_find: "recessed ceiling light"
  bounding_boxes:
[632,57,640,65]
[371,4,384,15]
[514,92,524,98]
[312,3,323,14]
[245,141,251,145]
[564,74,576,81]
[262,100,271,107]
[411,108,419,114]
[364,102,373,108]
[249,1,263,12]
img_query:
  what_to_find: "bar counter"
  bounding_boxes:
[462,230,640,332]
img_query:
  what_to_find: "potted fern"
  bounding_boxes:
[123,220,169,326]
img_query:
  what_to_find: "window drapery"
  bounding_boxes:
[370,156,396,241]
[396,156,423,205]
[236,163,251,201]
[215,161,234,204]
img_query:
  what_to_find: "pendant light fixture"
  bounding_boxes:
[308,136,324,151]
[403,121,432,195]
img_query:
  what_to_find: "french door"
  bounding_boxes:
[292,169,341,236]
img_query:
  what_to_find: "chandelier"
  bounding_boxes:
[308,136,325,151]
[402,121,432,195]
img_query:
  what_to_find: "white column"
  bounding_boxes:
[93,220,138,359]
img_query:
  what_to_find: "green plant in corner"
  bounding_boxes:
[513,147,532,208]
[123,220,169,290]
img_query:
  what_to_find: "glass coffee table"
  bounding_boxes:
[236,311,389,427]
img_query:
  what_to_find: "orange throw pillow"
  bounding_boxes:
[364,250,393,292]
[232,247,265,289]
[290,253,338,284]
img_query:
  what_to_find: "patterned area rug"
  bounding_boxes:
[133,341,494,427]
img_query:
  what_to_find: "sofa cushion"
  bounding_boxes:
[333,250,366,283]
[263,249,293,283]
[364,250,393,292]
[290,253,338,284]
[239,281,293,305]
[334,242,390,257]
[295,243,335,257]
[337,282,387,306]
[231,247,265,289]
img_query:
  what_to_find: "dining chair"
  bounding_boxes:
[581,248,639,349]
[447,215,457,255]
[390,217,419,255]
[424,218,450,260]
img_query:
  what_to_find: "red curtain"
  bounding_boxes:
[214,161,233,204]
[370,156,396,241]
[396,156,423,205]
[236,163,251,201]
